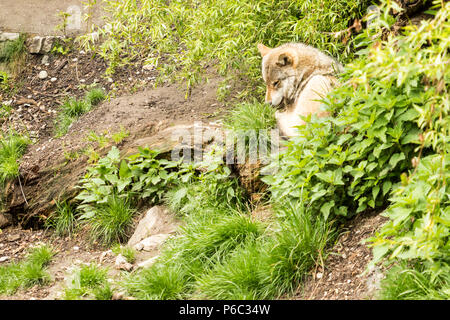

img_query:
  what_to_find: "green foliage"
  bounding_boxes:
[0,132,30,183]
[0,34,26,63]
[45,200,78,237]
[379,261,450,300]
[0,245,55,295]
[80,0,370,93]
[111,126,129,144]
[85,194,136,245]
[112,244,136,264]
[0,71,12,93]
[0,102,12,119]
[64,263,112,300]
[54,89,106,137]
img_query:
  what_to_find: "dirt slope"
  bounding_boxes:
[5,71,226,227]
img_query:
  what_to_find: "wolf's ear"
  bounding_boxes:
[257,43,271,57]
[276,53,294,67]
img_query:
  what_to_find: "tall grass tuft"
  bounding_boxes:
[0,244,55,295]
[197,201,335,299]
[64,263,112,300]
[0,34,26,63]
[0,132,30,183]
[45,200,78,237]
[379,262,450,300]
[84,195,136,246]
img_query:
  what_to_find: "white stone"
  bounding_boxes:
[135,233,171,252]
[136,256,159,269]
[316,272,323,279]
[115,254,133,271]
[127,206,174,247]
[0,33,20,42]
[142,64,154,71]
[41,36,58,53]
[0,256,10,263]
[38,70,48,80]
[50,77,57,82]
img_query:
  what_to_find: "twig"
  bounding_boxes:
[18,175,28,206]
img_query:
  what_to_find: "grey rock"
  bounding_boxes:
[28,36,44,54]
[115,254,133,271]
[41,36,57,53]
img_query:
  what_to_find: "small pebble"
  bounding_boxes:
[38,70,48,80]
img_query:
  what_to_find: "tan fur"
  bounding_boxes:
[257,43,343,137]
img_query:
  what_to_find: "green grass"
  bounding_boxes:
[223,100,277,160]
[195,240,270,299]
[84,195,136,246]
[0,34,26,64]
[112,244,136,264]
[224,100,276,133]
[379,262,450,300]
[45,200,78,237]
[0,245,55,295]
[0,132,30,183]
[196,201,335,299]
[85,88,106,106]
[125,207,265,299]
[64,263,112,300]
[54,88,106,138]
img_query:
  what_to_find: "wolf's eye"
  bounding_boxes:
[273,80,280,87]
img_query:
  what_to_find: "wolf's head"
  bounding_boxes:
[257,43,342,108]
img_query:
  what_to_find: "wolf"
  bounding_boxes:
[257,43,343,137]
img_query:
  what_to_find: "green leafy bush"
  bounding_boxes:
[262,1,449,299]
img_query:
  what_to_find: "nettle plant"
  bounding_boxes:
[75,146,185,218]
[75,145,244,219]
[264,1,449,271]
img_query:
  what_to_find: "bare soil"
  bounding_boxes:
[298,211,389,300]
